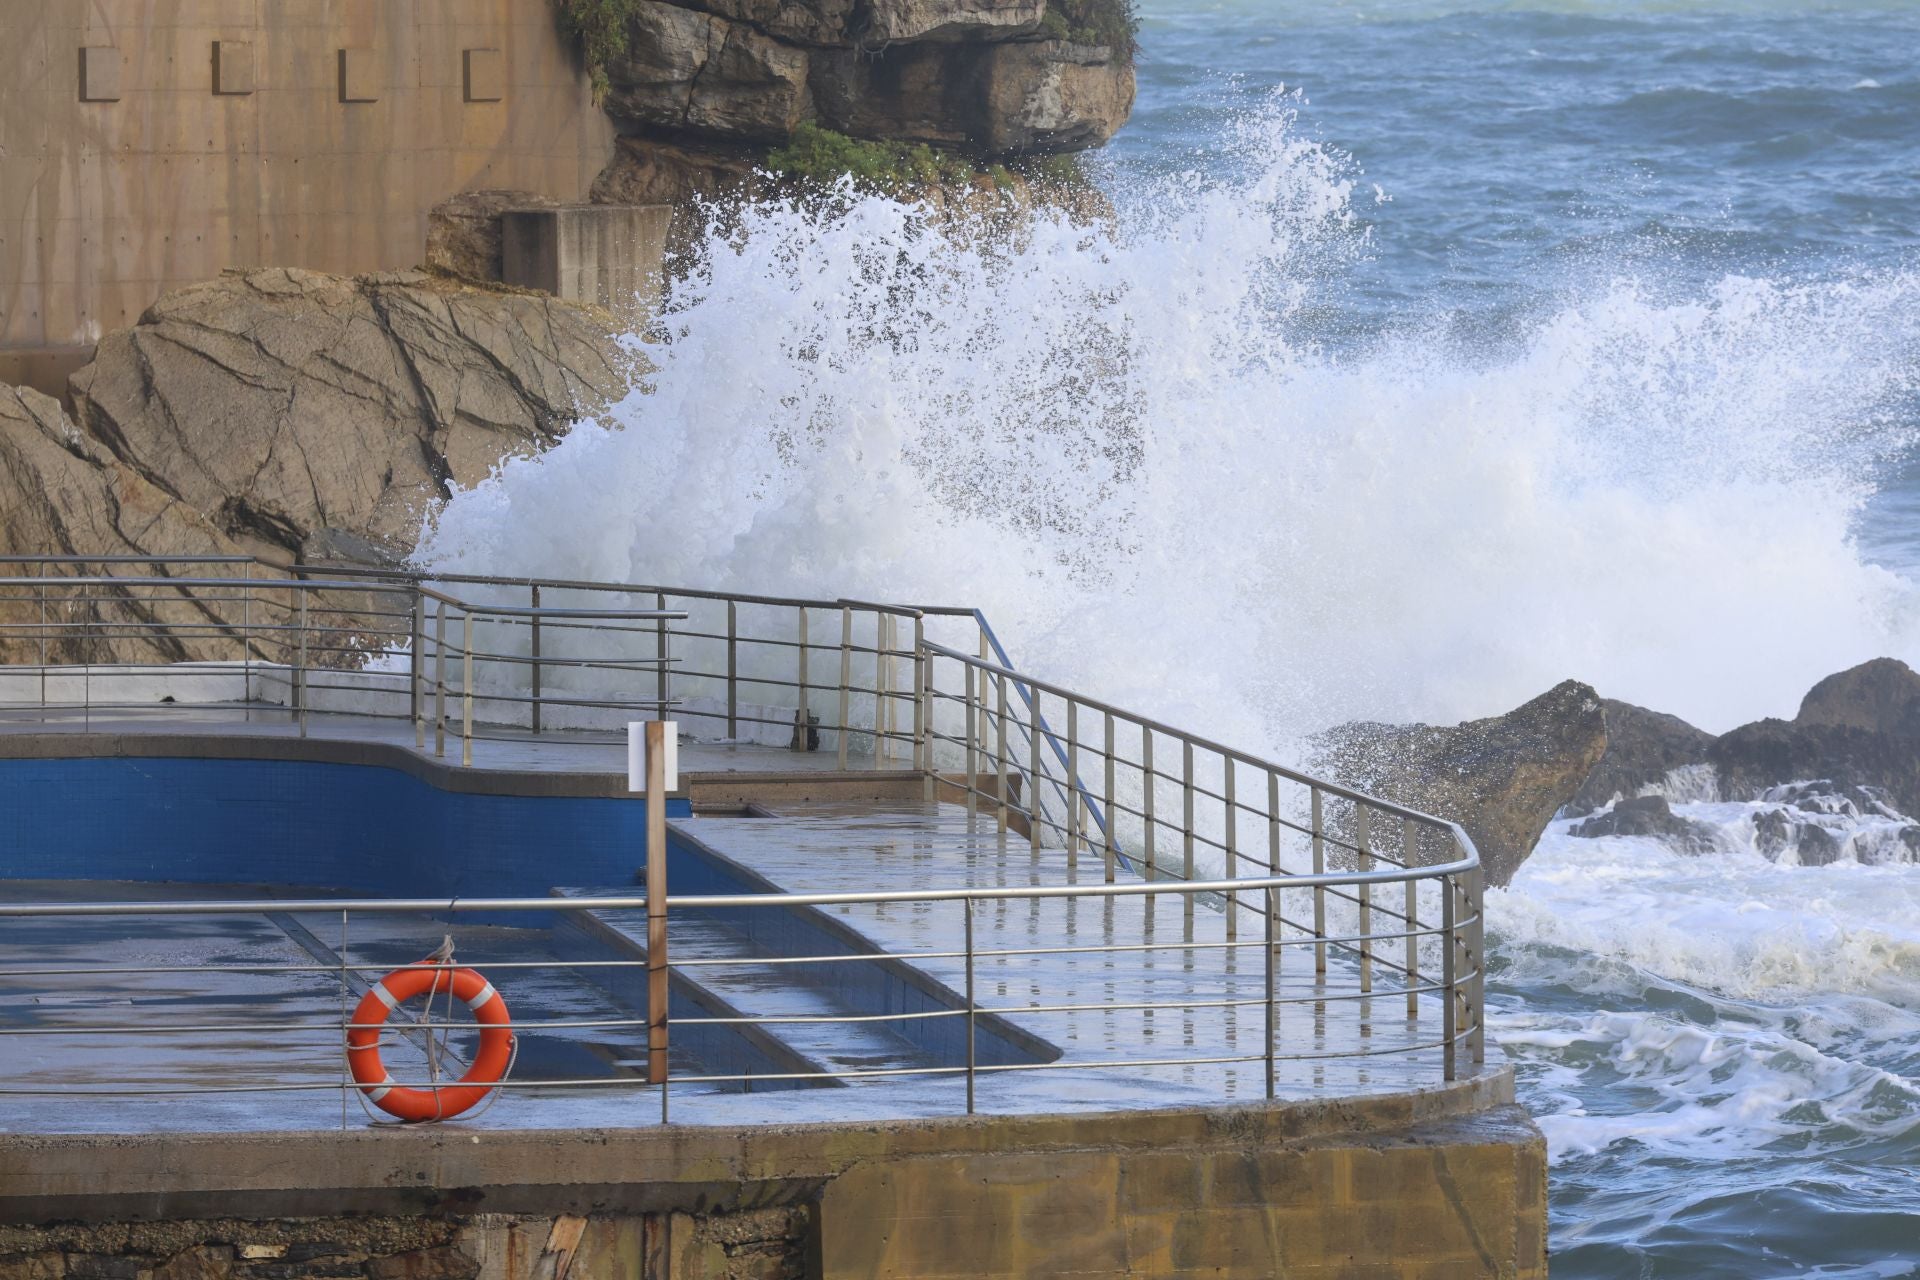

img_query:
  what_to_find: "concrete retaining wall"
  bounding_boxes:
[1,1,615,389]
[0,1079,1546,1278]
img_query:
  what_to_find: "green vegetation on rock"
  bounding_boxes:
[554,0,640,101]
[1041,0,1140,57]
[767,124,983,195]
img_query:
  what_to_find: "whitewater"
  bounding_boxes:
[415,2,1920,1271]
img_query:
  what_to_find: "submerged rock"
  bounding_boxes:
[1569,795,1719,854]
[1312,680,1608,888]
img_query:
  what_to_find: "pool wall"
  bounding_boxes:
[0,756,688,902]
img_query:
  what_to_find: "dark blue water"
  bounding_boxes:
[1112,3,1920,1274]
[1119,1,1920,572]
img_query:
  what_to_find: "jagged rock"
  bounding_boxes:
[1765,779,1901,820]
[588,135,764,209]
[1570,795,1719,854]
[67,267,628,562]
[603,3,815,142]
[1567,699,1716,815]
[1709,719,1920,822]
[1752,808,1845,866]
[1312,680,1608,888]
[1795,658,1920,738]
[694,0,858,45]
[866,0,1048,44]
[426,189,559,283]
[811,37,1133,154]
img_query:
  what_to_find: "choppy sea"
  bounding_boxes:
[414,1,1920,1271]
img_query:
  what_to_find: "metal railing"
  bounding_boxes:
[0,858,1482,1122]
[0,553,1486,1117]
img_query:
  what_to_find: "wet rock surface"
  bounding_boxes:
[1568,699,1717,815]
[1569,795,1719,854]
[1313,679,1608,888]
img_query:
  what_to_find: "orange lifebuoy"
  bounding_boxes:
[346,960,513,1122]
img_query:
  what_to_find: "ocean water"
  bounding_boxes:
[414,0,1920,1272]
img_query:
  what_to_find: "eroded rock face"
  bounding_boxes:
[426,189,559,283]
[603,3,815,142]
[1312,680,1609,888]
[1568,699,1717,814]
[809,37,1132,154]
[1795,657,1920,737]
[67,268,629,563]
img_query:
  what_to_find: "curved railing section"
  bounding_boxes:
[0,554,1486,1118]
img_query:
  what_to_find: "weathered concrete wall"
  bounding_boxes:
[0,1077,1546,1278]
[0,1,617,392]
[501,205,673,318]
[0,1208,813,1280]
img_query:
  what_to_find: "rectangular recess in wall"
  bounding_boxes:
[338,48,378,102]
[212,40,254,95]
[79,47,121,102]
[463,48,504,102]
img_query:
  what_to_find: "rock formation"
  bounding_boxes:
[64,267,628,565]
[0,269,630,664]
[575,0,1136,214]
[1312,680,1609,888]
[1568,795,1718,854]
[1567,699,1717,815]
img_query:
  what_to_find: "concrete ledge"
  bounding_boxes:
[0,1070,1515,1223]
[0,1080,1543,1277]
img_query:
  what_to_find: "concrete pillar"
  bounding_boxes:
[500,206,673,318]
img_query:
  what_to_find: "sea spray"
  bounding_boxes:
[416,101,1920,745]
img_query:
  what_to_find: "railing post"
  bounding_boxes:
[1142,726,1156,891]
[875,613,891,768]
[915,619,931,802]
[1103,711,1116,884]
[795,607,809,753]
[530,584,542,736]
[411,592,424,749]
[726,600,739,741]
[1311,788,1326,975]
[995,672,1010,844]
[461,612,474,768]
[1181,740,1195,930]
[837,606,852,770]
[1356,805,1373,994]
[1065,700,1080,876]
[1442,870,1458,1082]
[962,660,978,821]
[1470,864,1486,1067]
[1267,772,1280,878]
[433,602,447,757]
[1028,687,1043,856]
[296,590,309,738]
[1265,884,1277,1099]
[1224,761,1238,941]
[655,591,668,717]
[645,720,671,1088]
[1405,819,1420,1020]
[964,895,976,1116]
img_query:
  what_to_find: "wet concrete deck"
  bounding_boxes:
[0,708,1488,1133]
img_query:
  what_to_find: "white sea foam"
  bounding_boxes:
[415,99,1920,745]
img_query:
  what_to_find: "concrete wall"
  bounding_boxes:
[0,1081,1546,1278]
[0,0,616,390]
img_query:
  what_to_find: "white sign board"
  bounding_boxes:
[627,721,679,792]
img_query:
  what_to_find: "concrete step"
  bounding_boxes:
[554,888,934,1082]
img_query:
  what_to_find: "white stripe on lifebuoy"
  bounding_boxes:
[367,1074,396,1103]
[371,982,400,1010]
[464,981,497,1012]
